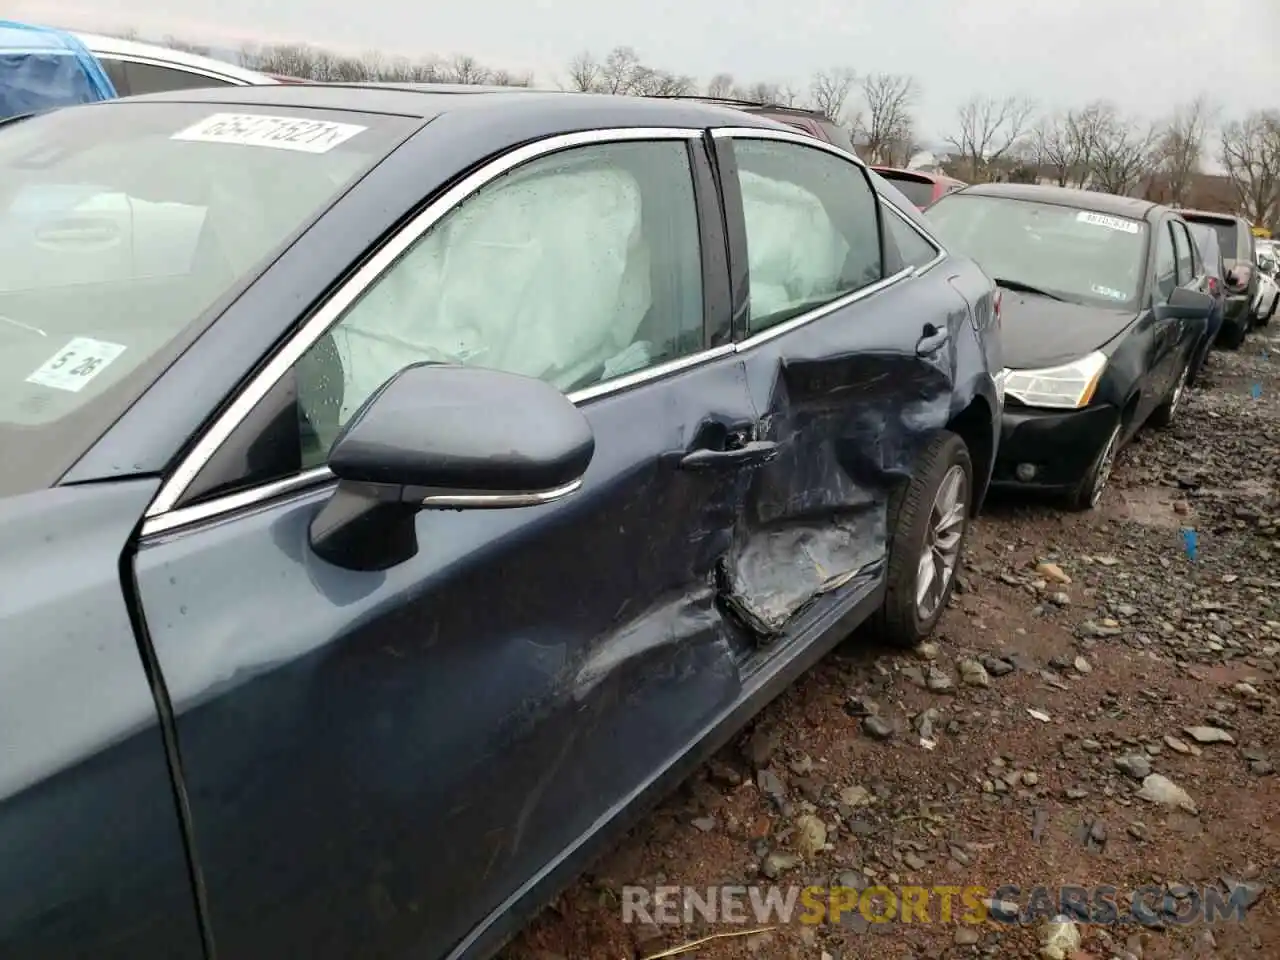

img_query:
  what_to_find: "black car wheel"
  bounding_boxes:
[873,431,972,647]
[1068,421,1122,512]
[1150,360,1190,429]
[1219,317,1248,349]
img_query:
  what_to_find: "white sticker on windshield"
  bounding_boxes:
[1092,284,1129,301]
[171,113,366,154]
[26,337,126,392]
[1077,210,1141,234]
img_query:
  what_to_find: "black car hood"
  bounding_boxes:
[1001,294,1136,369]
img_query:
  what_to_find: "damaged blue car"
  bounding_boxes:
[0,84,1001,960]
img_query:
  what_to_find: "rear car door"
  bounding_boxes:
[1170,219,1207,371]
[130,131,764,960]
[709,128,966,638]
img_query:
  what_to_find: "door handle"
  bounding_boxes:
[916,323,950,357]
[679,440,779,471]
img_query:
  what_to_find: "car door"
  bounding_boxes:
[130,131,766,960]
[708,128,966,638]
[1170,218,1208,369]
[1139,218,1182,426]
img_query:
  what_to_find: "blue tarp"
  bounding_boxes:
[0,20,116,120]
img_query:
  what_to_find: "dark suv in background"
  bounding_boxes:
[655,96,857,153]
[1180,209,1259,348]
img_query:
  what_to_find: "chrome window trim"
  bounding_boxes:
[96,53,250,86]
[140,125,710,533]
[733,267,914,351]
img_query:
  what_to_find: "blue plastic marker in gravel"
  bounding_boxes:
[1181,527,1198,562]
[1252,382,1263,399]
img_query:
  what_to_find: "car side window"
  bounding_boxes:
[1171,221,1194,283]
[730,138,882,333]
[97,56,130,96]
[292,139,705,468]
[883,205,940,270]
[1154,223,1177,302]
[123,62,236,95]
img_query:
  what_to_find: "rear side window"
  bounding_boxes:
[884,206,939,270]
[123,62,236,95]
[730,138,882,333]
[96,56,130,96]
[1171,221,1194,283]
[1154,223,1177,301]
[877,173,934,209]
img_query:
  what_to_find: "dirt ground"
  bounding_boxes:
[503,326,1280,960]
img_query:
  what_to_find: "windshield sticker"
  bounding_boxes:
[1077,211,1141,234]
[171,113,367,154]
[25,337,126,393]
[1091,284,1129,301]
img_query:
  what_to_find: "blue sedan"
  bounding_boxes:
[0,83,1001,959]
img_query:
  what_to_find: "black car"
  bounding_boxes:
[927,184,1214,510]
[0,85,1001,959]
[1179,209,1258,348]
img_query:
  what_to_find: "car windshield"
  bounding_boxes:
[878,173,935,209]
[926,194,1147,308]
[0,101,415,497]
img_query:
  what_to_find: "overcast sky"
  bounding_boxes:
[11,0,1280,143]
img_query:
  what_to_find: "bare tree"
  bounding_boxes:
[859,73,917,165]
[443,54,491,85]
[810,67,857,122]
[1220,110,1280,226]
[597,46,644,94]
[1156,96,1215,207]
[1088,105,1160,196]
[1030,112,1076,186]
[705,73,735,98]
[565,51,600,92]
[946,95,1036,181]
[733,81,784,105]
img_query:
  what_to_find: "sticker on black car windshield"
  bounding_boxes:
[171,113,367,154]
[1091,284,1129,301]
[25,337,126,392]
[1076,211,1140,234]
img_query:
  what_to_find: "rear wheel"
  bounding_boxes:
[872,431,972,647]
[1067,421,1122,511]
[1150,360,1189,429]
[1219,316,1248,349]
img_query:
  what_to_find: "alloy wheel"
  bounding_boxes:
[915,465,968,621]
[1089,425,1122,507]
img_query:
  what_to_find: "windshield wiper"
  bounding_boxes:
[993,277,1066,301]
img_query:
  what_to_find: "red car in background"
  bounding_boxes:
[872,166,966,210]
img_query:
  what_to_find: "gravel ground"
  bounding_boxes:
[503,327,1280,960]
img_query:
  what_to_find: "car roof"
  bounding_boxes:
[104,82,815,131]
[955,182,1161,221]
[73,31,277,85]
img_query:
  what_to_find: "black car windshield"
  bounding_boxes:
[926,194,1147,308]
[0,101,416,497]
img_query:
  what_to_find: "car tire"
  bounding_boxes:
[1067,420,1122,512]
[1150,360,1189,429]
[1219,318,1248,349]
[872,431,972,648]
[1263,299,1276,326]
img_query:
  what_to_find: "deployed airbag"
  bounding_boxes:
[333,164,653,415]
[739,170,850,323]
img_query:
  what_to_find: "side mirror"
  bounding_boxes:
[1160,285,1214,319]
[309,363,594,572]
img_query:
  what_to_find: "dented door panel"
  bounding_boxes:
[130,353,763,960]
[731,272,969,636]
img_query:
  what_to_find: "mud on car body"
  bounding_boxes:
[0,85,999,960]
[926,183,1214,511]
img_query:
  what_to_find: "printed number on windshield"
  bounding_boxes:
[25,337,127,393]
